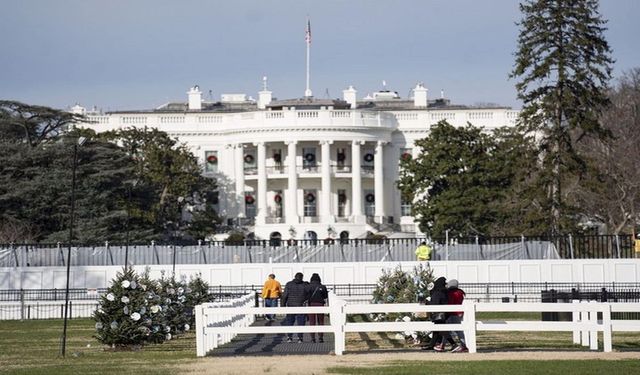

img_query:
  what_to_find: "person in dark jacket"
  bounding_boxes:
[281,272,309,343]
[306,273,329,343]
[422,276,456,351]
[445,279,468,352]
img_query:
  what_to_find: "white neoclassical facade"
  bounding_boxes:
[76,82,519,242]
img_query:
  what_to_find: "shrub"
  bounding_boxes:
[93,268,168,348]
[371,264,435,344]
[225,231,245,245]
[185,273,215,326]
[157,272,190,336]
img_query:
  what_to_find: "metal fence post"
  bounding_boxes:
[615,235,620,259]
[172,244,177,275]
[152,240,159,264]
[445,230,449,261]
[569,234,574,259]
[20,289,24,321]
[106,241,113,265]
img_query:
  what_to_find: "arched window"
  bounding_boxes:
[269,232,282,246]
[339,231,350,244]
[304,230,318,245]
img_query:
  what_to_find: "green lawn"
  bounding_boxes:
[0,319,194,375]
[327,360,640,375]
[1,317,638,374]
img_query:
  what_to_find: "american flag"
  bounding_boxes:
[305,18,311,44]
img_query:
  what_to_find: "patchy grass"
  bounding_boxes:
[327,360,640,375]
[0,319,194,374]
[1,317,639,374]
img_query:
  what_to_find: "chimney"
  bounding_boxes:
[342,85,357,109]
[258,76,272,109]
[188,85,202,110]
[413,83,428,108]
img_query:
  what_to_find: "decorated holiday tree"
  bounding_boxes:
[157,272,190,336]
[93,267,168,348]
[371,263,435,344]
[185,273,215,326]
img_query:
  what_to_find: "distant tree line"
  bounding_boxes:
[0,101,219,244]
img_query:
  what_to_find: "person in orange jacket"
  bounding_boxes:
[262,273,282,321]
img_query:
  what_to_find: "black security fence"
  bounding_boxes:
[0,234,636,268]
[4,282,638,302]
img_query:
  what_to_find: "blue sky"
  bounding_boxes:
[1,0,637,111]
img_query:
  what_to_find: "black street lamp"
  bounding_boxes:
[124,180,138,270]
[61,136,86,357]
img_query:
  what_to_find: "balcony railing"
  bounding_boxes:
[265,217,285,224]
[298,165,319,173]
[332,164,351,173]
[301,216,320,223]
[246,164,376,175]
[266,166,287,174]
[361,165,374,175]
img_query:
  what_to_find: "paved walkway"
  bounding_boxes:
[210,317,334,356]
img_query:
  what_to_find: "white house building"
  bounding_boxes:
[76,81,519,242]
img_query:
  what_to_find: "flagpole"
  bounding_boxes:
[305,18,312,98]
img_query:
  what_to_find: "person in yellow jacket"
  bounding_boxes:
[415,241,432,261]
[262,274,282,321]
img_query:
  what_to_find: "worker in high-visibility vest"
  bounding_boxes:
[415,241,432,261]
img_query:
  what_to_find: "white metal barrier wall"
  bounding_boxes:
[195,295,640,356]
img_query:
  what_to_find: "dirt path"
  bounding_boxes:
[175,351,640,375]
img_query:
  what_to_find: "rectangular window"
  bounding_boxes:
[302,147,317,171]
[245,192,256,218]
[400,197,412,216]
[337,189,347,217]
[364,189,375,216]
[274,190,283,218]
[273,149,283,173]
[204,151,218,173]
[400,148,412,162]
[303,189,317,217]
[244,149,256,174]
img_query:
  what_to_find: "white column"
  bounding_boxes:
[234,144,245,218]
[321,140,334,223]
[374,141,385,221]
[256,142,267,225]
[351,140,364,222]
[286,141,299,224]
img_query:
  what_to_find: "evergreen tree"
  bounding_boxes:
[93,268,168,348]
[511,0,613,235]
[157,272,190,335]
[371,264,435,343]
[99,127,219,242]
[398,121,534,238]
[185,273,215,326]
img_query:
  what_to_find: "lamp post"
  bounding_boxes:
[61,136,86,357]
[124,180,138,270]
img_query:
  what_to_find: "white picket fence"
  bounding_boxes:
[195,293,640,356]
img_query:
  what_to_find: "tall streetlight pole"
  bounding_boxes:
[61,136,86,357]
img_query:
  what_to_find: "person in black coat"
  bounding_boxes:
[422,276,456,351]
[281,272,309,343]
[305,273,329,343]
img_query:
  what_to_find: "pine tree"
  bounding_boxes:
[511,0,613,235]
[371,264,435,343]
[157,272,190,336]
[185,273,215,326]
[93,268,168,348]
